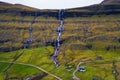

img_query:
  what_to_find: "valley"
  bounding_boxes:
[0,0,120,80]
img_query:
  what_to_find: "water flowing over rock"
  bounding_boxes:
[51,10,64,67]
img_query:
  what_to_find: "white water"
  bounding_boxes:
[51,10,64,67]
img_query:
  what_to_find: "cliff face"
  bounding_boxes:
[0,1,120,17]
[0,1,120,52]
[101,0,120,4]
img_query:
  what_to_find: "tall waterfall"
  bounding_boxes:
[51,10,64,67]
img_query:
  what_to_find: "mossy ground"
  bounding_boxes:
[0,3,120,79]
[0,46,120,80]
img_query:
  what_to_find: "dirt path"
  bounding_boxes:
[73,62,84,80]
[0,61,62,80]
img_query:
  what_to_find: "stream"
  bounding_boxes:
[23,12,37,49]
[51,10,64,67]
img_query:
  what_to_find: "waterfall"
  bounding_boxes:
[23,12,37,49]
[51,10,64,67]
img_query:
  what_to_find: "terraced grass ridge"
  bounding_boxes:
[0,0,120,80]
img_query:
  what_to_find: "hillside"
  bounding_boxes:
[101,0,120,4]
[0,1,120,80]
[0,1,38,11]
[0,1,120,17]
[67,0,120,17]
[0,1,120,51]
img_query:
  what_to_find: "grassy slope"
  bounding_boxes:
[0,1,120,80]
[0,62,42,79]
[0,46,120,80]
[76,63,114,80]
[0,46,58,80]
[0,1,38,11]
[0,1,120,52]
[101,0,120,4]
[0,63,8,80]
[0,14,120,52]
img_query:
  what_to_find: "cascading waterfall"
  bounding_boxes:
[29,21,33,42]
[29,12,37,42]
[23,12,37,49]
[51,10,64,67]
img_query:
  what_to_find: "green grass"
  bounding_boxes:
[0,62,9,72]
[0,73,5,80]
[7,63,42,78]
[76,63,114,80]
[0,46,120,80]
[116,62,120,80]
[0,62,42,79]
[0,14,120,51]
[93,50,120,62]
[0,1,120,80]
[0,6,120,79]
[0,63,8,80]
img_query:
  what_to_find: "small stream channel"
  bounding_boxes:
[51,10,64,67]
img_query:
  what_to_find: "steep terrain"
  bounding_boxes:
[101,0,120,4]
[0,1,120,51]
[67,0,120,17]
[0,0,120,80]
